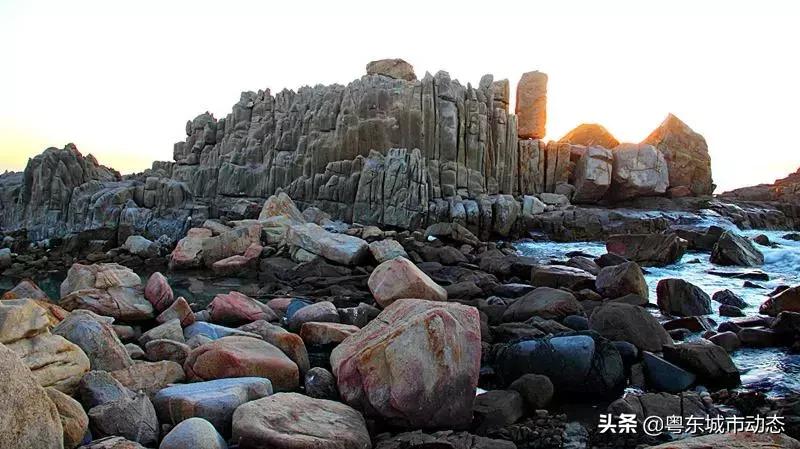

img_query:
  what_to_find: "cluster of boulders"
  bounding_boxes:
[1,190,799,448]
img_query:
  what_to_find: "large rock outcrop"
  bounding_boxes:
[559,123,619,149]
[642,114,714,195]
[609,143,669,200]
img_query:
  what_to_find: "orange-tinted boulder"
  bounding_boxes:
[368,257,447,308]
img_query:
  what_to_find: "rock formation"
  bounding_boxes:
[722,166,800,203]
[642,114,714,195]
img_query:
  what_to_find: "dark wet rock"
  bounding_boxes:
[712,289,748,308]
[709,331,741,353]
[304,367,338,400]
[595,252,628,267]
[595,261,648,300]
[606,233,687,267]
[738,327,781,347]
[656,278,712,316]
[760,285,800,316]
[675,225,724,251]
[374,430,516,449]
[491,332,625,397]
[710,231,764,267]
[472,390,525,434]
[589,302,672,352]
[662,340,740,389]
[662,316,714,332]
[154,377,273,436]
[563,314,589,331]
[720,304,745,317]
[669,328,692,341]
[502,287,583,322]
[648,432,800,449]
[509,373,554,409]
[608,391,713,421]
[531,265,595,289]
[642,351,696,393]
[492,283,535,298]
[771,311,800,338]
[708,269,769,281]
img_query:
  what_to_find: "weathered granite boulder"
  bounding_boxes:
[0,344,64,449]
[589,302,672,352]
[609,143,669,200]
[201,224,262,268]
[157,297,195,327]
[368,256,448,308]
[606,233,687,267]
[531,265,595,289]
[160,417,227,449]
[662,340,740,389]
[207,291,277,325]
[286,223,369,265]
[503,287,583,322]
[0,299,90,393]
[711,230,764,266]
[331,298,481,428]
[366,58,416,81]
[258,190,305,222]
[516,71,548,139]
[559,123,619,149]
[238,320,310,374]
[184,336,299,390]
[121,235,159,258]
[572,146,613,203]
[60,263,153,321]
[368,239,408,263]
[170,228,212,269]
[53,310,133,371]
[110,360,185,399]
[46,387,89,449]
[88,391,159,446]
[154,377,273,435]
[642,114,713,195]
[144,272,174,312]
[760,286,800,316]
[232,393,371,449]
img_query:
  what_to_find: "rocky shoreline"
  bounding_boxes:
[2,59,800,449]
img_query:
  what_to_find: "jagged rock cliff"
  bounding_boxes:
[1,59,726,245]
[722,167,800,204]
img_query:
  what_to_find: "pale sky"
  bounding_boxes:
[1,0,798,193]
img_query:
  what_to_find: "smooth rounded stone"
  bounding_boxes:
[492,333,625,396]
[331,299,481,429]
[139,319,185,346]
[154,377,273,435]
[125,343,145,359]
[159,417,227,449]
[608,143,669,200]
[368,256,448,308]
[300,322,360,346]
[563,314,589,331]
[0,299,90,393]
[286,222,369,266]
[79,370,133,408]
[492,283,536,298]
[232,392,371,449]
[146,339,191,364]
[366,58,416,81]
[656,278,712,317]
[531,265,595,289]
[641,351,696,393]
[648,432,800,449]
[304,367,339,400]
[760,285,800,316]
[368,239,409,263]
[508,373,554,409]
[472,389,525,433]
[595,261,648,300]
[0,345,63,449]
[662,340,741,389]
[589,302,673,352]
[711,231,765,267]
[606,233,687,267]
[502,287,582,322]
[53,309,134,372]
[444,281,483,300]
[207,291,277,326]
[738,327,781,347]
[184,336,299,390]
[145,272,174,312]
[111,360,185,398]
[47,387,89,449]
[712,289,748,308]
[238,320,310,374]
[184,321,257,341]
[88,391,159,446]
[709,331,741,353]
[719,304,745,317]
[287,301,340,332]
[59,263,154,321]
[515,71,547,139]
[79,436,148,448]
